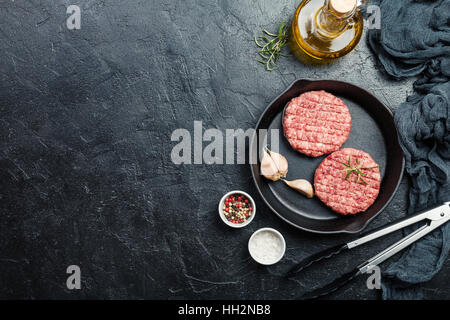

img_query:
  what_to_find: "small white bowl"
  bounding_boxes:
[218,190,256,228]
[248,228,286,265]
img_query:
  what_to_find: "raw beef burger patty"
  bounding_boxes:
[314,148,381,215]
[283,90,352,157]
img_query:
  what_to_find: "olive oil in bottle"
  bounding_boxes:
[290,0,365,64]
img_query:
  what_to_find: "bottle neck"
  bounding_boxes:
[315,0,356,38]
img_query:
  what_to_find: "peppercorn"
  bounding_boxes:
[222,193,253,224]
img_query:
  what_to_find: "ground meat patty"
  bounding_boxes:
[314,148,381,215]
[283,90,351,157]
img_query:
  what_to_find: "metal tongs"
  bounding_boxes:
[287,202,450,299]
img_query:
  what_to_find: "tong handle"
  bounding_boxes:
[291,203,449,299]
[286,212,423,278]
[359,210,450,273]
[286,211,427,278]
[287,203,449,278]
[347,202,449,249]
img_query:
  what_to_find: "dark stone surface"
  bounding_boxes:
[0,0,448,299]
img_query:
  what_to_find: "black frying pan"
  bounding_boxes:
[250,79,405,234]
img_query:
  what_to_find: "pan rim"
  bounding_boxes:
[249,79,405,235]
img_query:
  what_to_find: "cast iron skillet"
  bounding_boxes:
[250,79,405,234]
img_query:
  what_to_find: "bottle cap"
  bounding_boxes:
[329,0,357,15]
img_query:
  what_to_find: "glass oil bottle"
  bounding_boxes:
[289,0,365,64]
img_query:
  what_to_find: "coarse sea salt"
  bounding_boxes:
[249,230,284,264]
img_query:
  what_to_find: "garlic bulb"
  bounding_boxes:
[283,179,314,198]
[260,147,288,181]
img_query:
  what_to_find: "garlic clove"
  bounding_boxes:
[261,149,282,181]
[267,149,288,178]
[283,179,314,198]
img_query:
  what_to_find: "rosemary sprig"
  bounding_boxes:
[254,21,289,71]
[340,156,379,185]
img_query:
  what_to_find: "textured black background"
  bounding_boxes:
[0,0,448,299]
